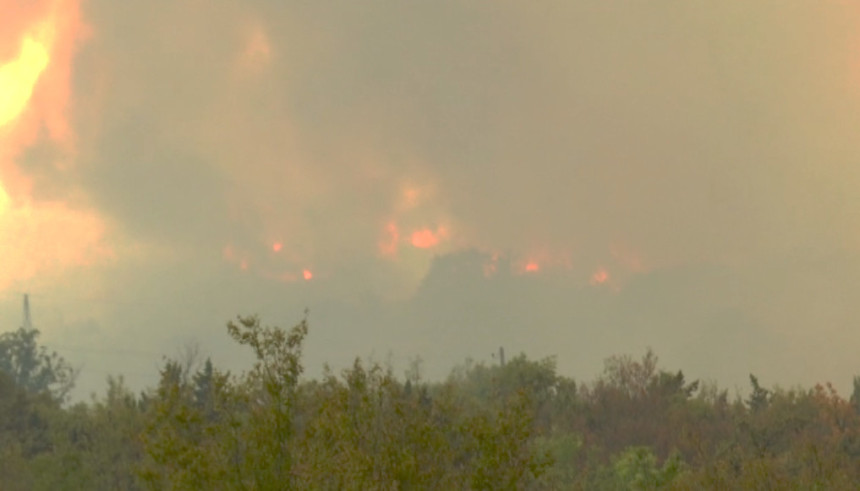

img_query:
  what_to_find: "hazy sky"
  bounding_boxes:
[4,0,860,399]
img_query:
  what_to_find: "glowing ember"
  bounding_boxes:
[524,261,540,272]
[590,268,610,285]
[303,269,313,280]
[0,36,49,128]
[272,241,282,252]
[411,228,441,248]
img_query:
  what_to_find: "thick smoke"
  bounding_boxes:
[5,1,860,398]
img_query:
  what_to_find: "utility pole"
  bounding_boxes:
[23,293,32,330]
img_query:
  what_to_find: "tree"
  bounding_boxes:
[0,326,76,402]
[746,375,770,413]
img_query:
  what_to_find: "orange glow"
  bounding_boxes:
[378,221,400,257]
[238,21,271,75]
[0,183,9,215]
[0,0,108,291]
[222,245,235,260]
[524,261,540,272]
[0,203,107,290]
[0,36,49,127]
[411,228,439,248]
[272,241,282,252]
[590,267,610,285]
[303,269,313,280]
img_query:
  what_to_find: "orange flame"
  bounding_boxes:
[0,1,108,291]
[410,225,449,249]
[590,267,610,285]
[411,228,440,248]
[524,261,540,272]
[302,269,313,280]
[272,241,282,252]
[0,36,49,127]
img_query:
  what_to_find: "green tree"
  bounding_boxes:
[0,326,76,402]
[746,374,770,413]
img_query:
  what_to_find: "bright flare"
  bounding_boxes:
[411,228,440,248]
[0,36,49,128]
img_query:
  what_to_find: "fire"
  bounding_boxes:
[590,267,610,285]
[0,1,109,291]
[411,228,440,249]
[0,36,49,127]
[272,241,282,252]
[303,269,313,280]
[410,225,449,249]
[524,261,540,272]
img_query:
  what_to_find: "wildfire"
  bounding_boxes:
[410,225,449,249]
[302,269,313,280]
[272,241,282,252]
[0,36,49,127]
[590,267,610,285]
[524,261,540,272]
[0,0,109,291]
[411,228,440,249]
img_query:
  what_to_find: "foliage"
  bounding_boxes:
[0,326,76,402]
[4,317,860,488]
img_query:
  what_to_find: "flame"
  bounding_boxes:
[302,268,313,280]
[410,225,449,249]
[590,267,610,285]
[411,228,440,248]
[0,36,49,127]
[272,241,283,252]
[524,261,540,272]
[0,1,109,291]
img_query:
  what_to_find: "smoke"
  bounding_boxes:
[3,0,860,398]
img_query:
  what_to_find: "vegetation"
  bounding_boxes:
[2,315,860,489]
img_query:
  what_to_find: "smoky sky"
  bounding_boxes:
[7,0,860,399]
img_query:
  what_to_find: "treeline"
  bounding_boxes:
[2,316,860,489]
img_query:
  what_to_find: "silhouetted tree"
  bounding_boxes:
[0,326,76,401]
